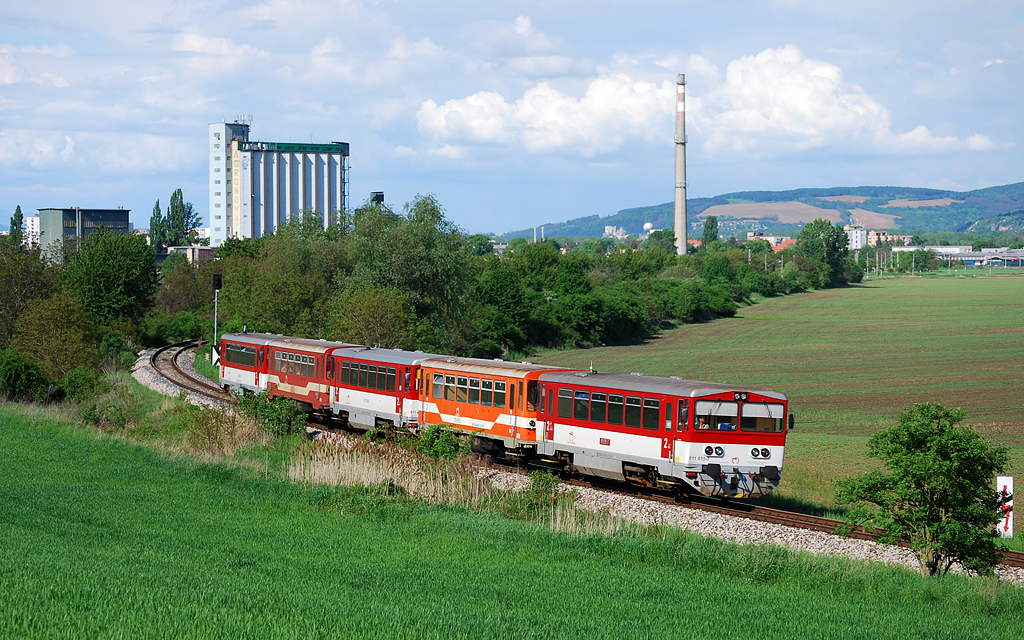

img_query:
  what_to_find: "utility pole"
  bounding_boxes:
[212,273,222,365]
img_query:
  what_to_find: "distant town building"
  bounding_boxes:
[747,232,792,247]
[37,207,132,257]
[868,231,913,247]
[603,225,629,240]
[843,225,867,250]
[24,214,40,247]
[167,245,215,264]
[209,120,350,248]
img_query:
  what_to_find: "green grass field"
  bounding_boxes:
[3,403,1024,638]
[534,275,1024,509]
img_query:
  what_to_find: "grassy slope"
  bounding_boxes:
[3,404,1023,638]
[532,276,1024,506]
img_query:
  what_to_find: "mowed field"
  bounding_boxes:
[534,276,1024,505]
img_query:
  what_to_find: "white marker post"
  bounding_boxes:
[998,476,1013,539]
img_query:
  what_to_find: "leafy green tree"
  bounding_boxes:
[465,234,494,256]
[837,403,1010,577]
[0,249,58,347]
[701,215,719,249]
[744,239,773,254]
[796,218,849,287]
[642,228,676,254]
[8,205,24,249]
[0,347,48,401]
[215,236,264,260]
[64,227,159,323]
[149,199,165,252]
[159,251,189,277]
[328,286,415,348]
[166,189,201,246]
[13,291,98,379]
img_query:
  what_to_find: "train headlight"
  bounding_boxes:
[705,446,714,456]
[751,447,760,458]
[761,448,770,458]
[714,446,724,457]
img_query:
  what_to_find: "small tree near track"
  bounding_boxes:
[837,403,1009,577]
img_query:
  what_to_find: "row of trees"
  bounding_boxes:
[149,189,204,251]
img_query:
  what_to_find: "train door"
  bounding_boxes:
[660,399,673,459]
[671,399,690,466]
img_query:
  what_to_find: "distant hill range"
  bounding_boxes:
[495,182,1024,239]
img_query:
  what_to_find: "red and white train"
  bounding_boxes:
[219,332,793,499]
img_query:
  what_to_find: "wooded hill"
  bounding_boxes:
[496,182,1024,238]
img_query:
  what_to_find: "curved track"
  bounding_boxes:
[150,340,235,404]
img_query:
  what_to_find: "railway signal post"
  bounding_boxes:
[998,476,1014,539]
[212,273,222,365]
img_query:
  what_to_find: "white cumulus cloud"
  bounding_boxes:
[417,75,672,157]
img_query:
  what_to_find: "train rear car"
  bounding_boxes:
[535,371,789,498]
[219,333,278,393]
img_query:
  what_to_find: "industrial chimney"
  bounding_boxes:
[673,73,687,255]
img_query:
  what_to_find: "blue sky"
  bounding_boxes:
[1,1,1021,234]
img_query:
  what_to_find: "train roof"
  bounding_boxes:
[421,356,570,379]
[336,346,446,366]
[222,332,294,347]
[537,371,787,401]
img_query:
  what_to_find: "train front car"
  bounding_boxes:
[535,372,789,499]
[219,333,277,393]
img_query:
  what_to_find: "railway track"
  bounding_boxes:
[557,475,1024,569]
[150,340,235,404]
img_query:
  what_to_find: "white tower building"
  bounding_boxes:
[208,120,349,247]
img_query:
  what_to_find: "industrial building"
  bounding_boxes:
[208,120,349,247]
[36,207,132,257]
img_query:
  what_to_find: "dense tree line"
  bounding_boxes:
[0,191,862,400]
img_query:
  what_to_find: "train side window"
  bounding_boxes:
[303,355,310,377]
[432,373,443,399]
[547,389,554,416]
[591,392,607,423]
[368,365,378,389]
[625,396,643,428]
[468,378,480,404]
[377,366,386,390]
[456,377,468,402]
[444,375,456,401]
[359,363,368,388]
[678,399,689,430]
[481,379,493,406]
[404,368,410,392]
[493,381,506,408]
[608,394,624,425]
[342,361,350,385]
[509,383,515,411]
[574,391,590,421]
[557,389,573,419]
[386,367,396,392]
[526,380,538,411]
[518,381,523,410]
[665,402,673,431]
[642,398,660,431]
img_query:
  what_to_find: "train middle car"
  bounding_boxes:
[218,332,789,498]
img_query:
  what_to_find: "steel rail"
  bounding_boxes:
[150,340,234,403]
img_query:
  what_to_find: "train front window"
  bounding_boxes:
[493,381,506,408]
[481,379,493,406]
[444,375,456,401]
[695,400,738,431]
[432,373,443,399]
[608,394,624,425]
[642,398,660,431]
[740,403,785,433]
[557,389,572,419]
[573,391,590,421]
[590,393,606,423]
[468,378,480,404]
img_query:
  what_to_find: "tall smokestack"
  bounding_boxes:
[673,73,687,255]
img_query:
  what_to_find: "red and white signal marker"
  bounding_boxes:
[998,476,1014,539]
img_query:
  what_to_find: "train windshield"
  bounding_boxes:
[740,403,785,433]
[695,400,738,431]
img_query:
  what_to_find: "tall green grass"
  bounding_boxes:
[2,402,1023,639]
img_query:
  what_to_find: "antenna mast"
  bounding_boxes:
[673,73,687,256]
